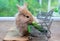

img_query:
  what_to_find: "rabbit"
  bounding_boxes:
[15,3,34,37]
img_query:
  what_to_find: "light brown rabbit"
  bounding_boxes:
[16,3,34,37]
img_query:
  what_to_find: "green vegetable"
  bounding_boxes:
[54,8,58,12]
[28,21,47,33]
[27,25,31,33]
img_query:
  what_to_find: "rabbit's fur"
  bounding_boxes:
[15,3,34,37]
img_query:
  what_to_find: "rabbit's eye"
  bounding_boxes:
[26,16,29,18]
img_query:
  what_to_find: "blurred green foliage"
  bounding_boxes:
[25,0,41,16]
[41,0,48,11]
[0,0,59,17]
[0,0,18,17]
[51,0,58,7]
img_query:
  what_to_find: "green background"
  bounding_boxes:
[0,0,59,17]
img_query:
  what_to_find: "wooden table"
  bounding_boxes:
[3,27,28,41]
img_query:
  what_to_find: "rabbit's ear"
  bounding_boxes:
[16,4,23,12]
[23,3,27,8]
